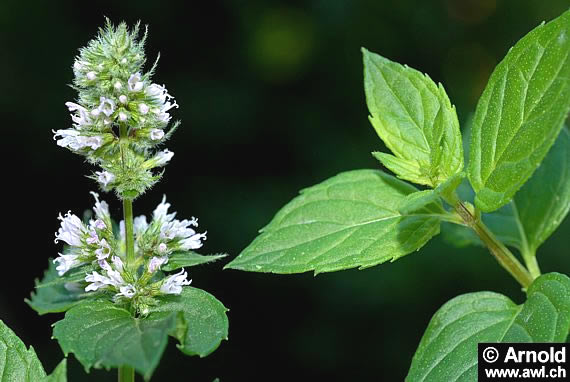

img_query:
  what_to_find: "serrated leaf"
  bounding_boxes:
[0,320,47,381]
[26,260,86,315]
[407,272,570,381]
[444,129,570,255]
[468,10,570,212]
[149,287,229,357]
[363,48,463,187]
[53,300,176,380]
[43,360,67,382]
[162,252,227,271]
[35,264,94,288]
[225,169,445,274]
[512,127,570,255]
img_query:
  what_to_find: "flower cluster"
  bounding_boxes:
[53,193,205,313]
[52,20,178,199]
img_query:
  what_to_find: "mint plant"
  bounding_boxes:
[17,20,229,381]
[226,9,570,380]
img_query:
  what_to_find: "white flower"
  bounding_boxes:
[112,255,124,272]
[73,61,83,70]
[96,170,115,187]
[53,253,82,276]
[65,102,91,127]
[153,195,176,222]
[180,232,207,250]
[86,71,97,80]
[128,73,144,92]
[146,83,169,103]
[134,215,148,234]
[160,218,198,240]
[98,97,116,117]
[158,243,168,254]
[160,269,192,295]
[118,112,128,121]
[148,256,168,273]
[95,238,111,260]
[85,269,125,292]
[116,284,136,299]
[139,103,149,114]
[52,130,103,151]
[54,211,84,246]
[91,192,110,220]
[121,58,127,64]
[154,149,174,166]
[98,259,112,272]
[150,129,164,141]
[119,95,128,104]
[86,229,99,244]
[114,81,122,90]
[91,108,100,117]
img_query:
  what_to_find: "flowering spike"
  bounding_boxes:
[57,20,179,199]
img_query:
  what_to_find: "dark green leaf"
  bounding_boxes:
[407,273,570,381]
[512,127,570,255]
[162,252,227,271]
[53,300,176,380]
[149,287,229,357]
[226,170,445,274]
[26,260,86,315]
[363,48,463,187]
[468,10,570,212]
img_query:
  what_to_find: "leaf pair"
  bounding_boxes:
[52,287,228,381]
[226,9,570,277]
[0,320,67,382]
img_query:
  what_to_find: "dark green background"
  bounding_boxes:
[1,0,568,380]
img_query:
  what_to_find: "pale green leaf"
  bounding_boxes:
[43,360,67,382]
[398,172,465,214]
[26,260,86,315]
[363,48,463,187]
[162,252,227,272]
[468,10,570,212]
[225,169,445,274]
[149,287,229,357]
[53,300,176,380]
[407,273,570,381]
[0,320,47,381]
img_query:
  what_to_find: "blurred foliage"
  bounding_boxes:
[1,0,569,380]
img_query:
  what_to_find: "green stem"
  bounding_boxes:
[523,252,541,280]
[446,193,533,289]
[119,123,136,266]
[123,198,135,265]
[118,365,135,382]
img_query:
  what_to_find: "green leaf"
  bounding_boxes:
[363,48,463,187]
[0,320,47,381]
[398,172,465,214]
[43,360,67,382]
[53,300,176,380]
[468,10,570,212]
[225,169,444,274]
[35,264,94,288]
[162,252,227,272]
[512,127,570,255]
[149,287,229,357]
[407,273,570,381]
[443,129,570,255]
[26,260,86,315]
